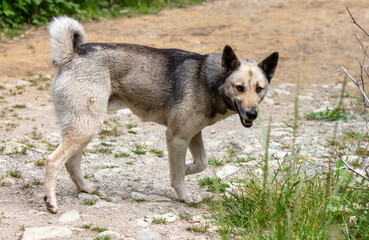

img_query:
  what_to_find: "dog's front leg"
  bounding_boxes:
[165,129,194,203]
[186,131,208,175]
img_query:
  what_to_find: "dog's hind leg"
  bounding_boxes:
[44,133,94,214]
[185,131,208,175]
[65,150,96,194]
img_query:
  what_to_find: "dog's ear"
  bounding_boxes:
[258,52,279,82]
[221,45,241,74]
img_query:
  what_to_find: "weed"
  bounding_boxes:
[149,148,164,157]
[82,223,93,229]
[102,165,119,169]
[114,151,130,158]
[126,123,137,129]
[8,170,21,178]
[179,213,192,221]
[134,198,146,203]
[32,180,43,186]
[131,144,147,155]
[83,200,97,206]
[34,159,46,167]
[306,107,354,122]
[186,223,209,233]
[96,147,112,154]
[94,236,111,240]
[152,216,167,224]
[100,126,121,137]
[198,177,229,193]
[208,157,224,166]
[92,226,108,233]
[20,225,25,230]
[12,104,26,109]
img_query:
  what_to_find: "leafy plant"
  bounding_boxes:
[306,107,354,122]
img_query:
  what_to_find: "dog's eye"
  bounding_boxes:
[236,85,244,92]
[256,87,263,93]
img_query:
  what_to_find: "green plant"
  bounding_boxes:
[149,148,164,157]
[92,226,108,233]
[34,159,45,167]
[131,144,146,155]
[83,200,97,206]
[306,107,354,122]
[198,177,229,193]
[186,223,209,233]
[8,170,21,178]
[152,216,167,224]
[82,223,93,229]
[94,236,111,240]
[114,151,129,158]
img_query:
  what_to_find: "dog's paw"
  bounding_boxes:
[79,182,97,194]
[44,196,58,214]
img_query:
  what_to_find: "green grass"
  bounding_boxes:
[149,148,164,157]
[34,159,45,167]
[83,200,97,206]
[198,177,229,193]
[186,223,209,233]
[92,226,108,233]
[204,71,369,239]
[306,107,354,122]
[0,0,205,38]
[131,144,147,155]
[114,151,130,158]
[12,104,26,109]
[8,170,21,178]
[152,216,167,224]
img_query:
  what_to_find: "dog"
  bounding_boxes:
[44,16,279,213]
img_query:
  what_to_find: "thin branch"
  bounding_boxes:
[346,7,369,37]
[339,65,369,105]
[352,187,369,190]
[335,149,369,181]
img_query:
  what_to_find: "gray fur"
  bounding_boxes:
[44,16,279,213]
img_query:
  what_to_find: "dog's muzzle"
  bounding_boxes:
[234,102,257,128]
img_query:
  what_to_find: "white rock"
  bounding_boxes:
[116,109,133,116]
[78,193,99,201]
[135,230,162,240]
[274,88,290,95]
[216,165,239,179]
[58,210,80,223]
[97,230,120,239]
[278,83,296,89]
[136,218,150,228]
[15,80,31,86]
[22,226,72,240]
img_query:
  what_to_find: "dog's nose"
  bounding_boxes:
[246,110,258,120]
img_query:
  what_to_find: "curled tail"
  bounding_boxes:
[49,16,87,66]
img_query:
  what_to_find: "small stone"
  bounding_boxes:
[78,193,100,201]
[116,109,133,116]
[190,215,205,223]
[131,192,146,201]
[97,230,120,239]
[216,165,239,179]
[135,230,162,240]
[1,177,15,186]
[210,129,216,134]
[274,88,290,95]
[58,210,80,223]
[136,218,150,228]
[22,226,72,240]
[148,213,177,223]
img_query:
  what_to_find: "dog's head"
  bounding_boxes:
[220,45,279,128]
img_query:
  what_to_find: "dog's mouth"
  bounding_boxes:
[234,102,253,128]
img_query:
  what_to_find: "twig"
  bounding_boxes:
[335,149,369,181]
[339,65,369,105]
[352,187,369,190]
[346,7,369,37]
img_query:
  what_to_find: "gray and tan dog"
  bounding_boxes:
[44,16,279,213]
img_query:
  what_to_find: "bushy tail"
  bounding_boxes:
[49,16,87,66]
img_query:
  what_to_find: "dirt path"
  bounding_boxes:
[0,0,369,239]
